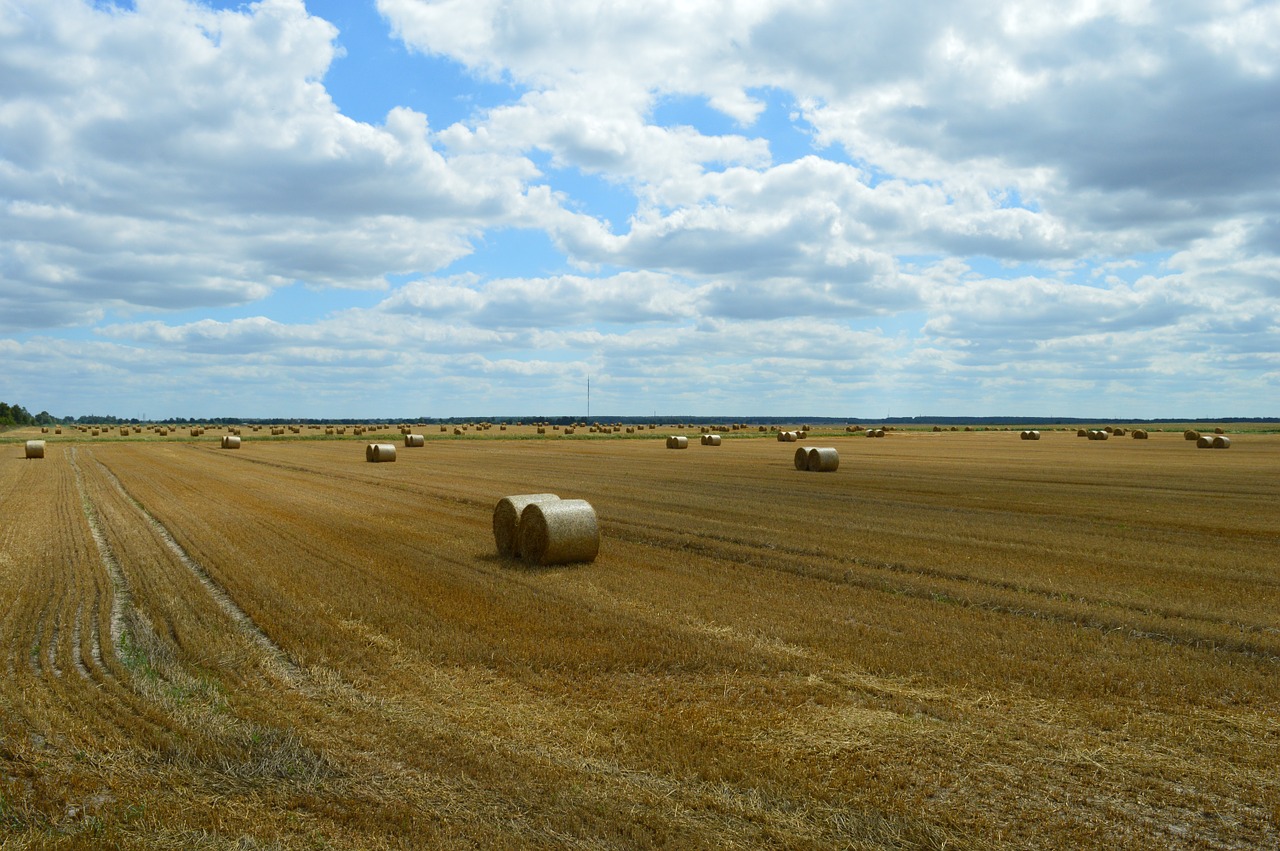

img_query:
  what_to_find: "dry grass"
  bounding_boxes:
[0,428,1277,848]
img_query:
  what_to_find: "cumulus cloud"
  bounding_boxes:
[0,0,555,330]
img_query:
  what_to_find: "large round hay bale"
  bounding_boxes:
[1020,430,1040,440]
[1132,429,1149,439]
[793,446,809,470]
[1213,435,1231,449]
[493,493,561,558]
[1214,427,1225,434]
[404,434,425,447]
[807,447,840,472]
[1184,430,1200,441]
[666,436,689,449]
[1088,430,1109,441]
[705,434,721,446]
[220,436,241,449]
[25,440,45,459]
[1077,429,1088,437]
[782,431,798,442]
[1196,435,1214,448]
[366,443,397,462]
[517,499,599,566]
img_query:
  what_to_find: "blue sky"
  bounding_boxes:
[2,0,1278,419]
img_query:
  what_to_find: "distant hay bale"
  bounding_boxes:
[666,436,689,449]
[25,440,45,459]
[1132,429,1149,439]
[1078,429,1088,437]
[404,434,425,447]
[564,427,575,435]
[366,443,397,462]
[41,427,48,433]
[1112,427,1126,437]
[778,431,798,442]
[517,499,599,566]
[1196,435,1213,448]
[1020,430,1040,440]
[54,428,61,434]
[221,436,241,449]
[867,428,885,438]
[1088,430,1109,441]
[493,493,561,558]
[1184,430,1199,441]
[1214,427,1225,434]
[701,434,721,446]
[1213,435,1231,448]
[807,447,840,472]
[794,446,809,470]
[537,426,546,434]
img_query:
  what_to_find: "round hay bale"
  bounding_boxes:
[1213,435,1231,449]
[1132,429,1149,439]
[366,443,397,462]
[705,434,721,446]
[782,431,798,442]
[221,435,241,449]
[1020,430,1040,440]
[1197,435,1214,448]
[1214,427,1225,434]
[25,440,45,459]
[1077,429,1088,437]
[1113,427,1126,437]
[793,446,809,470]
[517,499,599,566]
[666,435,689,449]
[1184,430,1199,441]
[493,493,561,558]
[807,447,840,472]
[405,434,425,447]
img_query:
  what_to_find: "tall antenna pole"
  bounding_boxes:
[587,374,590,421]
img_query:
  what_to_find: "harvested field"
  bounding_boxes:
[0,428,1277,848]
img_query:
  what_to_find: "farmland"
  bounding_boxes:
[1,425,1277,849]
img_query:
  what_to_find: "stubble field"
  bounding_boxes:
[1,425,1277,849]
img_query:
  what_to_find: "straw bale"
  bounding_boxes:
[794,446,809,470]
[1078,429,1088,437]
[1088,430,1109,441]
[1020,430,1040,440]
[492,493,561,557]
[221,436,241,449]
[517,499,599,566]
[1185,430,1199,440]
[41,427,48,433]
[405,434,425,447]
[1214,427,1225,434]
[807,447,840,472]
[366,443,397,462]
[666,436,689,449]
[1213,435,1231,448]
[1132,429,1149,439]
[704,434,721,446]
[25,440,45,459]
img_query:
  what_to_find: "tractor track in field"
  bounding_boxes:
[81,448,303,685]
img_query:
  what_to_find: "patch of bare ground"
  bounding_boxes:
[0,430,1275,848]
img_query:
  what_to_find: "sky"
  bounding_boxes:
[1,0,1278,420]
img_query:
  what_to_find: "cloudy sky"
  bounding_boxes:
[2,0,1278,419]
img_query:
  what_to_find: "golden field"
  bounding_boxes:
[0,425,1277,849]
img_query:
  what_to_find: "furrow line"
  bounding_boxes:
[90,453,302,683]
[70,447,128,653]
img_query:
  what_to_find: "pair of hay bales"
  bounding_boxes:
[666,435,689,449]
[25,440,45,459]
[493,494,599,565]
[700,434,721,446]
[404,434,425,447]
[365,443,397,462]
[1020,430,1041,440]
[777,431,799,442]
[1087,430,1110,441]
[794,446,839,472]
[220,436,241,449]
[1197,435,1231,449]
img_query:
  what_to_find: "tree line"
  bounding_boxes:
[0,401,57,427]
